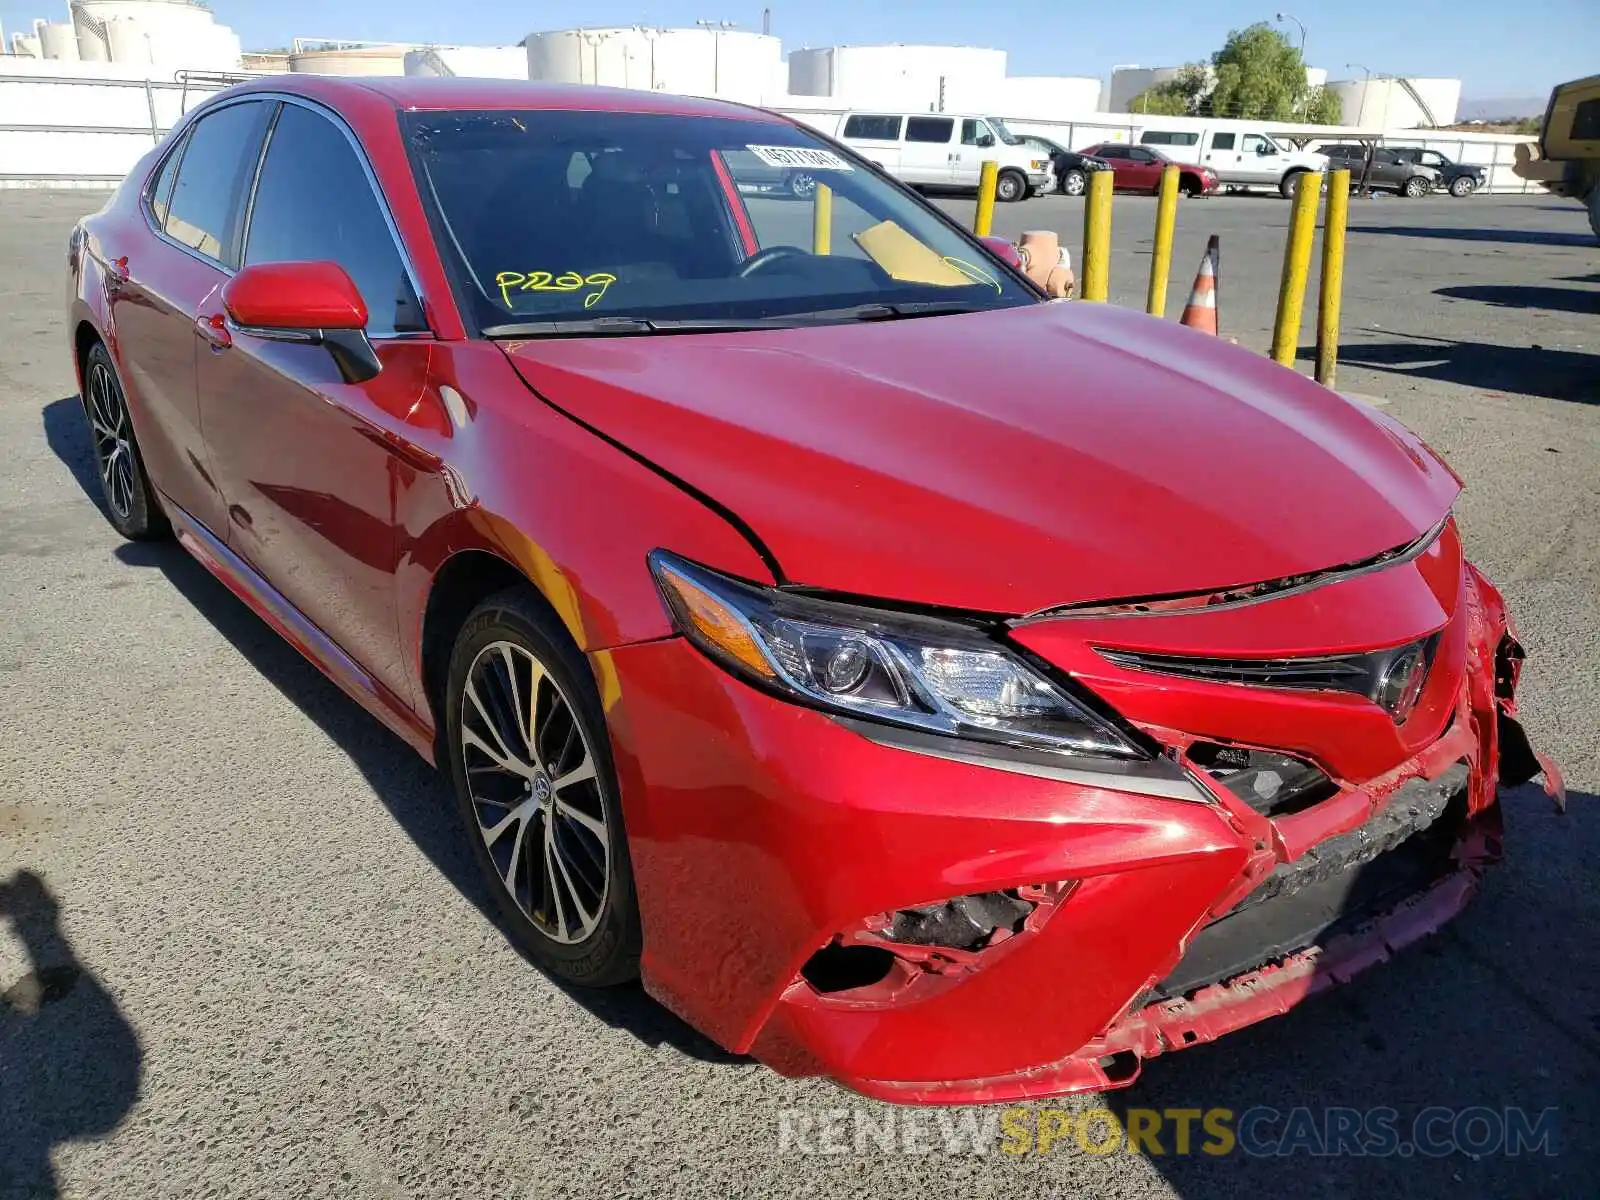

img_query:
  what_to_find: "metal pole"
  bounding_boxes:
[1315,168,1350,386]
[1081,169,1113,302]
[1271,171,1322,366]
[1146,164,1179,316]
[812,183,832,255]
[143,78,158,143]
[973,160,998,238]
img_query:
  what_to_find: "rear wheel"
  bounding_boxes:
[1402,175,1431,198]
[82,342,168,541]
[995,169,1026,203]
[444,587,641,987]
[1059,168,1087,197]
[1448,175,1476,198]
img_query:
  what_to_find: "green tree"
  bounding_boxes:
[1297,87,1344,125]
[1207,23,1311,120]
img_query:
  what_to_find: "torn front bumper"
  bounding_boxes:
[595,528,1559,1104]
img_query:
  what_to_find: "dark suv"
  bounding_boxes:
[1390,147,1488,197]
[1317,144,1442,198]
[1019,135,1112,197]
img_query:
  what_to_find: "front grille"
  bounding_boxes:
[1150,763,1469,1000]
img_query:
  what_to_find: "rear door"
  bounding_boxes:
[109,99,273,536]
[1093,144,1134,186]
[1202,131,1240,181]
[901,116,956,185]
[195,98,434,702]
[1122,147,1164,190]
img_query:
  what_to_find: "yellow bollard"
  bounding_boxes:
[1080,168,1113,303]
[973,160,998,238]
[812,182,832,256]
[1270,172,1323,367]
[1146,164,1180,317]
[1315,169,1350,387]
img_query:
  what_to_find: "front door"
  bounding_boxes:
[108,99,273,536]
[1238,133,1286,185]
[951,118,996,187]
[195,99,435,705]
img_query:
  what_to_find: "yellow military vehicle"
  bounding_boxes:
[1514,74,1599,240]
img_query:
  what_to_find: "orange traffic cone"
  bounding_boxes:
[1179,235,1220,335]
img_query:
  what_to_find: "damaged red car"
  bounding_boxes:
[68,77,1560,1103]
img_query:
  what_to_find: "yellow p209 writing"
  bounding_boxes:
[495,270,618,310]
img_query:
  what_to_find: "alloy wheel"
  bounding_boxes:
[87,361,134,520]
[789,171,817,199]
[1062,170,1086,197]
[459,640,610,945]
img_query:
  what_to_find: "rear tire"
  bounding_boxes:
[81,341,168,541]
[1448,175,1476,198]
[1059,168,1086,197]
[1402,175,1430,198]
[996,169,1026,203]
[443,586,642,988]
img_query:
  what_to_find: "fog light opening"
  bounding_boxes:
[801,943,897,994]
[887,890,1034,951]
[1097,1051,1140,1084]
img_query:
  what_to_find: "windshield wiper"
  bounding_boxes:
[829,300,990,321]
[482,315,805,339]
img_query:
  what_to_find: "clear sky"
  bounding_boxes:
[2,0,1593,98]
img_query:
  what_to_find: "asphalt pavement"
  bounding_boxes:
[1,188,1596,1199]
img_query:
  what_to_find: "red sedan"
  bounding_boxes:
[1078,142,1219,195]
[68,77,1556,1103]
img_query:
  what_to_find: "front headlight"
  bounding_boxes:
[650,551,1145,760]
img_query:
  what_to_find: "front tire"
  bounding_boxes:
[444,587,642,987]
[81,342,168,541]
[1059,168,1087,197]
[1280,170,1308,199]
[788,170,817,199]
[1448,176,1476,198]
[995,169,1026,203]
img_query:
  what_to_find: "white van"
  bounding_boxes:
[834,112,1053,201]
[1135,125,1328,197]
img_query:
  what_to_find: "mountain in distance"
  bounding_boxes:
[1457,95,1548,122]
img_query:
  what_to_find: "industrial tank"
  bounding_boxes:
[39,21,81,60]
[525,27,781,102]
[68,0,240,70]
[289,42,411,76]
[1327,77,1462,128]
[995,76,1101,119]
[405,46,528,79]
[787,44,1007,111]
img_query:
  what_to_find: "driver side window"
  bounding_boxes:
[960,119,992,147]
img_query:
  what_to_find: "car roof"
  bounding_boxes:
[225,75,785,123]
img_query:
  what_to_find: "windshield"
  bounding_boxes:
[403,109,1035,335]
[989,117,1024,146]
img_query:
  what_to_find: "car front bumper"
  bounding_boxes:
[594,530,1558,1104]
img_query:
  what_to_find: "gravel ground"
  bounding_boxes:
[1,188,1596,1200]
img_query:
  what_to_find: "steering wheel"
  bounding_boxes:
[737,244,810,278]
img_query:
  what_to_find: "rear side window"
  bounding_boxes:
[1097,145,1130,160]
[1141,131,1198,146]
[905,117,954,144]
[1210,133,1236,150]
[146,132,187,227]
[1128,148,1156,162]
[842,115,902,140]
[164,100,271,264]
[243,103,426,336]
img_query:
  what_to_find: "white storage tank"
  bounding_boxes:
[40,21,82,60]
[525,27,781,103]
[995,76,1101,120]
[68,0,239,69]
[405,46,528,79]
[1327,77,1461,128]
[1109,65,1210,113]
[787,44,1007,111]
[290,42,411,76]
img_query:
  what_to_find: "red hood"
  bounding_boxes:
[502,302,1459,614]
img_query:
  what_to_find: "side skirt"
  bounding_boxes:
[165,497,438,764]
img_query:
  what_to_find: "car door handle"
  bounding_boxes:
[195,312,233,351]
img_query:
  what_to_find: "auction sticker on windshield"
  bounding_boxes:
[747,145,854,171]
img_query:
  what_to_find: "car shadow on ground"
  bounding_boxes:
[1347,224,1598,248]
[1436,284,1600,315]
[1316,338,1598,405]
[1106,784,1598,1198]
[1,870,143,1199]
[39,396,741,1068]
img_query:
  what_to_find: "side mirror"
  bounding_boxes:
[221,261,381,384]
[978,235,1022,269]
[1257,143,1275,156]
[976,133,995,148]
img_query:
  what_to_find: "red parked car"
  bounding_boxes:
[1078,142,1219,196]
[68,77,1556,1103]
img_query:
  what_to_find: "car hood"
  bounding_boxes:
[501,302,1459,614]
